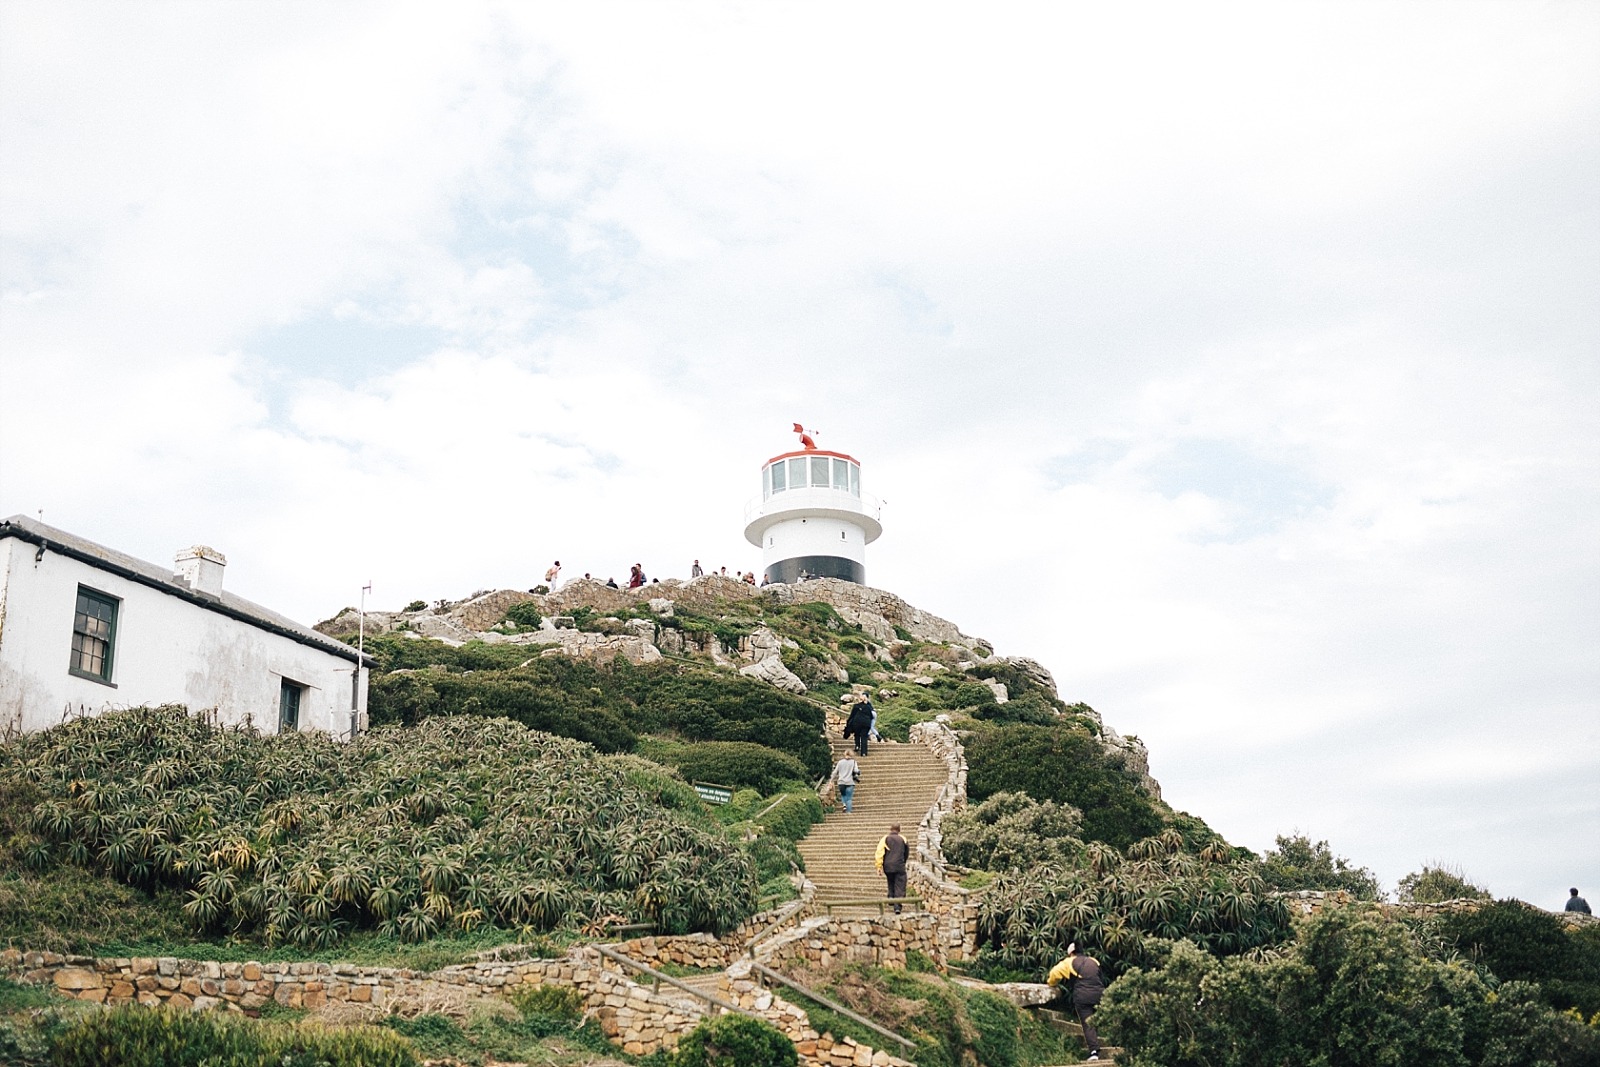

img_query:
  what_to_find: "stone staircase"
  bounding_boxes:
[1033,1007,1123,1064]
[796,736,949,916]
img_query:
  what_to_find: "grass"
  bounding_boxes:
[92,926,569,971]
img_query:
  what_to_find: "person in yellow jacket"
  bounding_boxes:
[1047,943,1105,1061]
[874,825,908,913]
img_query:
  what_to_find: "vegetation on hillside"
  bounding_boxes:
[1,708,758,948]
[1097,905,1600,1067]
[1255,833,1383,900]
[975,829,1292,979]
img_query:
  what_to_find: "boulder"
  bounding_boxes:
[739,655,808,694]
[1004,657,1058,698]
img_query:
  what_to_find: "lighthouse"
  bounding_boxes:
[744,424,883,585]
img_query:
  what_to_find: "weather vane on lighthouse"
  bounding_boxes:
[745,424,882,585]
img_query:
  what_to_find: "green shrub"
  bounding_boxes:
[369,668,637,751]
[1096,908,1600,1067]
[964,988,1020,1067]
[666,742,810,795]
[971,693,1058,726]
[6,709,758,943]
[941,791,1084,872]
[977,832,1291,975]
[1256,833,1382,900]
[671,1012,798,1067]
[508,983,584,1019]
[1436,900,1600,1017]
[49,1006,418,1067]
[748,835,803,882]
[403,600,427,612]
[757,792,824,842]
[1397,863,1490,903]
[964,725,1163,849]
[504,602,544,630]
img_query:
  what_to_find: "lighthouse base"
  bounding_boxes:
[764,555,865,586]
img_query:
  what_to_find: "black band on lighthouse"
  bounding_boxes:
[764,555,865,585]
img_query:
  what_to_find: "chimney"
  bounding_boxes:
[175,545,227,597]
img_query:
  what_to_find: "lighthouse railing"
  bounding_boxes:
[744,489,882,524]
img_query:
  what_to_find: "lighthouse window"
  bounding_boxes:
[788,457,807,488]
[811,456,830,488]
[832,457,849,490]
[849,463,860,496]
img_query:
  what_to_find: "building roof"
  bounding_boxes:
[0,515,369,666]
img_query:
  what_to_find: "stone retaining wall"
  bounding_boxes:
[906,717,981,960]
[2,945,911,1066]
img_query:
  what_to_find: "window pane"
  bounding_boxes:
[280,682,301,731]
[770,461,785,492]
[850,463,860,496]
[811,456,829,488]
[788,457,806,488]
[71,588,117,680]
[763,464,771,498]
[833,457,848,490]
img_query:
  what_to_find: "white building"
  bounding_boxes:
[743,429,883,585]
[0,515,368,737]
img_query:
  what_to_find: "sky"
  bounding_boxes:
[2,1,1596,909]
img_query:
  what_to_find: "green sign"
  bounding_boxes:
[693,782,733,805]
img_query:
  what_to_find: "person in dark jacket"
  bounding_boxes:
[1047,943,1106,1061]
[1568,888,1593,914]
[843,698,874,757]
[875,824,909,913]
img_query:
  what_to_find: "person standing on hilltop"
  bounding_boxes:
[544,561,561,586]
[1568,888,1592,914]
[832,753,860,813]
[691,559,704,578]
[1047,943,1106,1061]
[875,824,908,913]
[628,564,645,589]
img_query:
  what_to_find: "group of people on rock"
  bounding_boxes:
[537,558,764,591]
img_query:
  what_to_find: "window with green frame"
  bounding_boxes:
[279,679,303,731]
[70,587,118,683]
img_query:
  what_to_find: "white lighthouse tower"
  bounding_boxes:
[744,424,883,585]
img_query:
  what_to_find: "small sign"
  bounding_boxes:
[693,782,733,805]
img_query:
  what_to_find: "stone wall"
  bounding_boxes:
[905,717,982,960]
[1,945,912,1067]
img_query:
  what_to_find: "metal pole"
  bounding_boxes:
[353,581,371,739]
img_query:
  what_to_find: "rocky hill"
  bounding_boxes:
[318,575,1159,798]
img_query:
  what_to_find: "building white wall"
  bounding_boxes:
[0,538,365,737]
[758,515,870,570]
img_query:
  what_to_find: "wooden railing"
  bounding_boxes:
[591,943,749,1017]
[818,896,922,916]
[749,962,916,1051]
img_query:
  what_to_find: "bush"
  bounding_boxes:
[369,668,638,752]
[971,693,1059,726]
[1397,863,1490,903]
[1435,900,1600,1018]
[671,1012,798,1067]
[1256,834,1382,900]
[6,709,759,943]
[49,1006,418,1067]
[964,725,1163,850]
[1096,908,1600,1067]
[666,742,811,795]
[757,792,825,842]
[504,602,544,630]
[942,791,1084,872]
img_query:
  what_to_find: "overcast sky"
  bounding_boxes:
[3,2,1596,908]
